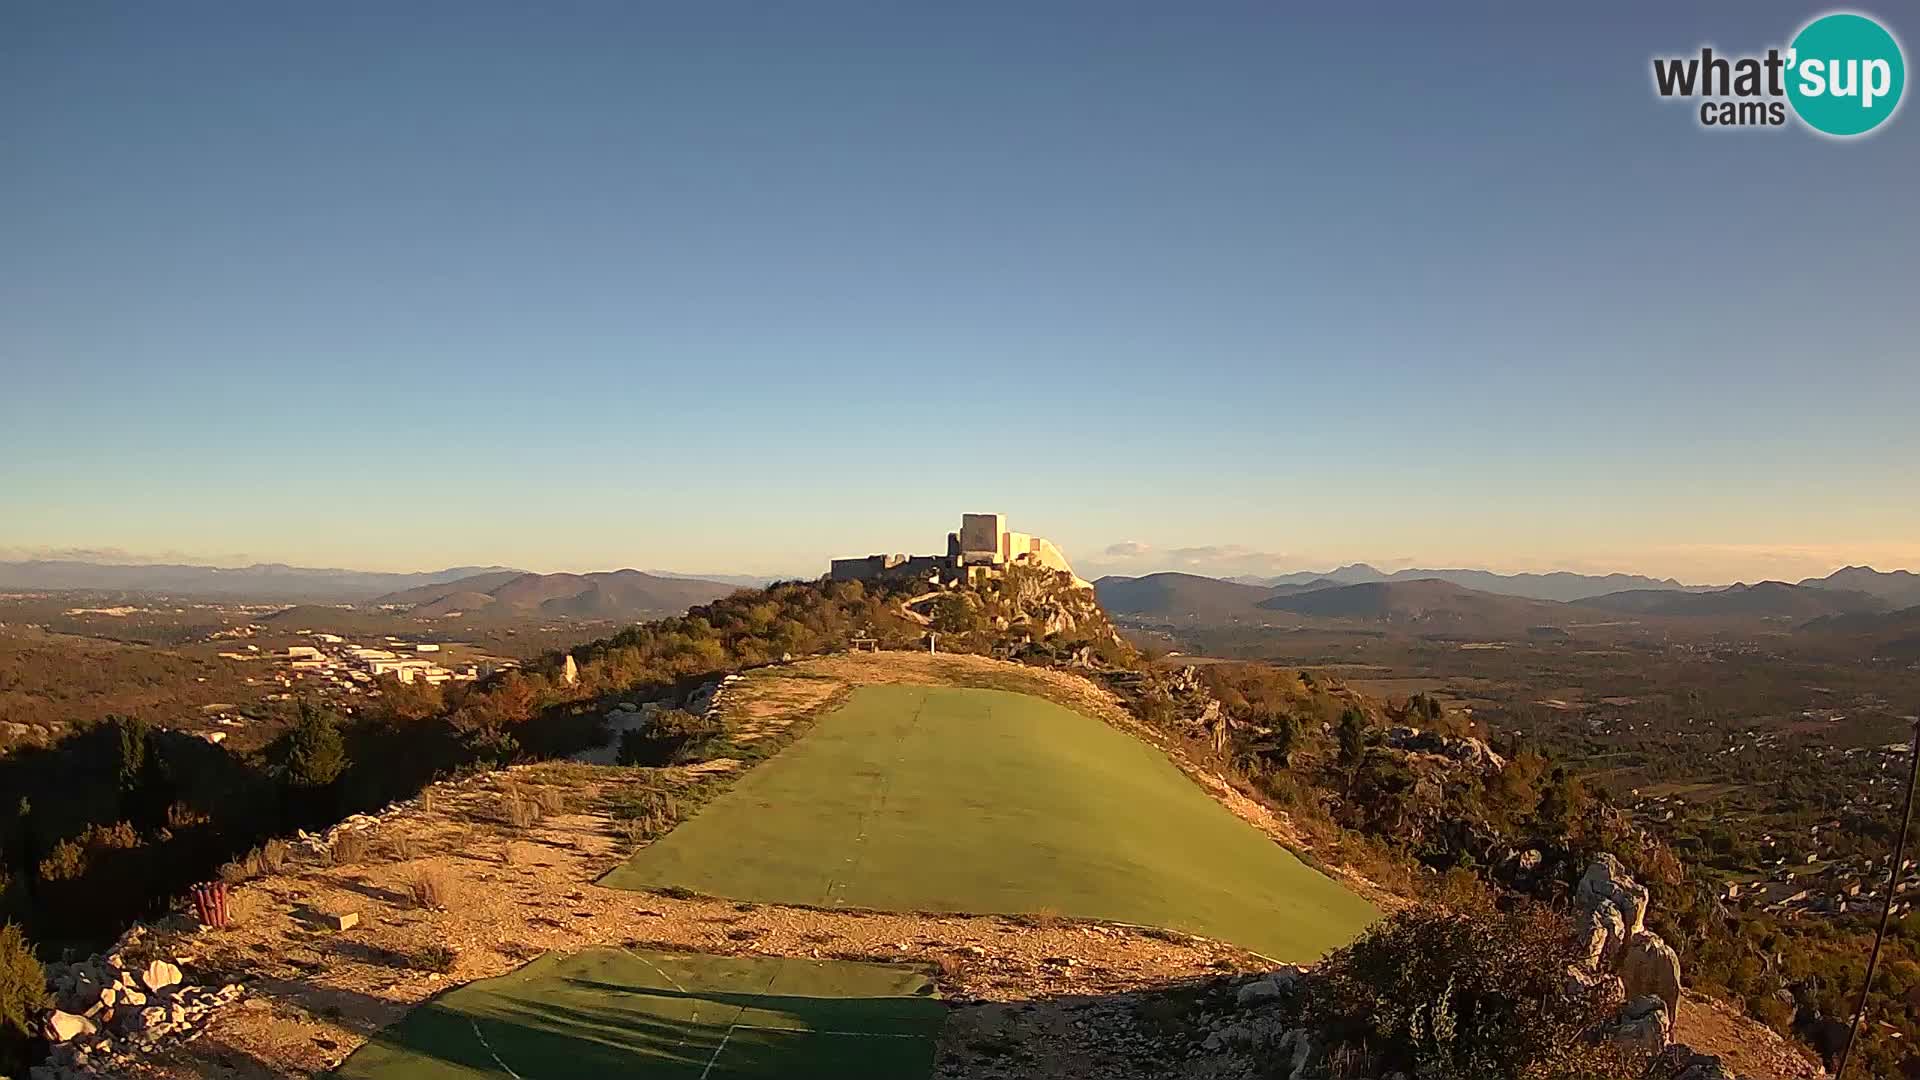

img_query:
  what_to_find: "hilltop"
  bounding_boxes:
[1092,572,1277,620]
[1253,578,1570,629]
[1799,565,1920,608]
[371,568,740,619]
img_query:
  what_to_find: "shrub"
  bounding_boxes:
[929,593,983,634]
[38,838,88,882]
[410,942,458,973]
[1303,905,1638,1080]
[464,728,521,769]
[0,923,46,1073]
[37,822,140,882]
[617,709,722,766]
[609,788,677,846]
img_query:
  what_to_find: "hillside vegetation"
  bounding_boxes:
[0,566,1827,1078]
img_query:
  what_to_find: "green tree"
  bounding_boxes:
[929,594,983,634]
[284,704,348,789]
[106,715,149,796]
[0,922,46,1074]
[1534,766,1585,840]
[1337,707,1368,770]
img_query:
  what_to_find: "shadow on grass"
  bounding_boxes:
[331,949,945,1079]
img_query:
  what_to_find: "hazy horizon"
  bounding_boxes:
[3,538,1914,590]
[5,4,1914,587]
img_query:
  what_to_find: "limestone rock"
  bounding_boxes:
[1576,854,1650,935]
[1620,931,1682,1017]
[1236,978,1282,1006]
[1581,899,1628,970]
[1606,995,1671,1055]
[42,1010,96,1043]
[138,959,182,993]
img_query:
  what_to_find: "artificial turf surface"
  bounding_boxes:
[605,685,1378,961]
[335,947,943,1079]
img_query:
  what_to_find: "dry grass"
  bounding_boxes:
[405,866,454,909]
[224,888,267,927]
[534,787,567,816]
[220,838,294,883]
[500,783,542,828]
[329,830,372,866]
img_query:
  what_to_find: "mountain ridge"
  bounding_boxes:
[376,568,741,619]
[0,560,524,602]
[1223,564,1700,602]
[1575,580,1887,618]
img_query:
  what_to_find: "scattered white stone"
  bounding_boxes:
[138,960,182,993]
[42,1010,95,1043]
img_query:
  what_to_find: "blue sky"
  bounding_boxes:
[2,3,1915,583]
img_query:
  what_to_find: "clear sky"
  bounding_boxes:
[3,3,1915,584]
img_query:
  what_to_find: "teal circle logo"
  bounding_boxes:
[1787,12,1906,136]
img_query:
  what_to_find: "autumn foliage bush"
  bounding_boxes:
[1302,905,1641,1080]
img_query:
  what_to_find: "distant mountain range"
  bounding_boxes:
[1575,581,1887,618]
[372,569,740,619]
[1797,565,1920,609]
[1097,567,1908,631]
[1255,579,1569,628]
[0,558,767,606]
[1223,564,1701,602]
[0,560,523,602]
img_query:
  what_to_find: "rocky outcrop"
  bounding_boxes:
[1609,995,1674,1056]
[35,925,245,1079]
[1577,853,1651,935]
[1620,931,1684,1019]
[1574,855,1685,1057]
[1382,725,1508,775]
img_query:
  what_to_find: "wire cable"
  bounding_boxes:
[1835,714,1920,1079]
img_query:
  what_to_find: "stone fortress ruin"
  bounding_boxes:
[830,513,1090,590]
